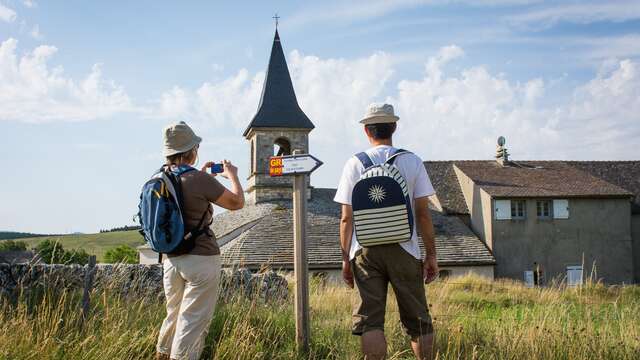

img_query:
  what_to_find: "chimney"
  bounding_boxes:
[496,136,509,166]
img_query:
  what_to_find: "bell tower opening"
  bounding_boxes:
[274,137,291,156]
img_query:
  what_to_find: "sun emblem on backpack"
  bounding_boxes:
[368,185,386,203]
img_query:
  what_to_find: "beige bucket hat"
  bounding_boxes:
[359,103,400,125]
[163,121,202,157]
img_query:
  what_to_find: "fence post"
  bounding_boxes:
[81,255,97,323]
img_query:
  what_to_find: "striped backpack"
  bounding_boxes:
[351,148,414,247]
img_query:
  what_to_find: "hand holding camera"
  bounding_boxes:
[202,160,238,180]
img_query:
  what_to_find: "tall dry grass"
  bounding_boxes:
[0,274,638,359]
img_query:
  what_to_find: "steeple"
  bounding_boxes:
[243,29,314,137]
[244,27,314,204]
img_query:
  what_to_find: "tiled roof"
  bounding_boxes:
[243,30,314,136]
[453,161,633,199]
[220,188,495,269]
[424,161,469,215]
[568,161,640,213]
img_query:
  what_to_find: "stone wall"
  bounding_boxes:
[0,264,288,302]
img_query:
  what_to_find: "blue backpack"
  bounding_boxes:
[351,148,414,247]
[137,165,210,258]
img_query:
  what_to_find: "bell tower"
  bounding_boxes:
[244,29,315,204]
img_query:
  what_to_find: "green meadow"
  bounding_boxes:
[1,274,638,359]
[19,231,144,262]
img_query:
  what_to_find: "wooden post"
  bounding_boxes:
[82,255,97,323]
[292,149,310,354]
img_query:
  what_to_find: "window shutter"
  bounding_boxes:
[553,199,569,219]
[495,200,511,220]
[567,266,583,286]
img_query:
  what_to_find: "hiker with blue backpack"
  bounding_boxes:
[334,103,439,360]
[138,121,244,360]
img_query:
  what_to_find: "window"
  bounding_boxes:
[511,200,526,219]
[567,266,583,286]
[273,137,291,156]
[495,200,511,220]
[536,200,552,219]
[523,271,534,288]
[553,199,569,219]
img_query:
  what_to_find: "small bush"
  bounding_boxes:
[104,245,138,264]
[34,239,91,265]
[0,239,27,251]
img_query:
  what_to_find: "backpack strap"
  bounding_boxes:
[385,148,411,165]
[355,152,374,170]
[184,206,213,241]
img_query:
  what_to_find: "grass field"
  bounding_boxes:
[19,230,144,262]
[1,274,638,359]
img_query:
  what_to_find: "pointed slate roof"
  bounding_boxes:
[243,30,314,136]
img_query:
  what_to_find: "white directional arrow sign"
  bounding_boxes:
[269,154,323,177]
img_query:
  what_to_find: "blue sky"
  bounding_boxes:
[0,0,639,234]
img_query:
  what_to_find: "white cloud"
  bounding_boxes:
[22,0,36,8]
[287,0,541,29]
[158,86,189,119]
[154,44,639,187]
[288,50,394,146]
[29,24,43,40]
[391,46,638,161]
[507,1,640,30]
[155,69,264,130]
[0,38,134,123]
[0,3,17,23]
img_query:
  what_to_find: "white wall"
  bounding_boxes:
[440,265,494,279]
[139,248,159,265]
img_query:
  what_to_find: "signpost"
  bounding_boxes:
[269,150,322,354]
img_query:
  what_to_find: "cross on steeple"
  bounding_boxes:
[273,13,280,29]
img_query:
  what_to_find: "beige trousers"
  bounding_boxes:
[157,254,221,360]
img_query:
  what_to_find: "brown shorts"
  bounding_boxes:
[351,244,433,338]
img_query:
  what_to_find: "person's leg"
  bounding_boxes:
[361,329,387,360]
[170,255,221,360]
[156,258,185,357]
[410,332,435,360]
[386,246,435,360]
[352,248,389,359]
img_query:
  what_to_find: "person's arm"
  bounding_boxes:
[415,196,438,283]
[202,160,245,210]
[340,204,354,288]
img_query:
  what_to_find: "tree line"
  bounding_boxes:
[0,231,54,240]
[99,225,141,233]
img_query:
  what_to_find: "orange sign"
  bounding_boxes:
[269,156,284,176]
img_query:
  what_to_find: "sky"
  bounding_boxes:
[0,0,639,234]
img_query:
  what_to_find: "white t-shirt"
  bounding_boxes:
[334,145,435,260]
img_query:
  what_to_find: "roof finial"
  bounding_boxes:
[273,13,280,29]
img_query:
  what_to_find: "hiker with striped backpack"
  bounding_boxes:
[334,103,439,360]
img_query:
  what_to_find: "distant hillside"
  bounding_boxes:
[0,231,53,240]
[19,231,145,263]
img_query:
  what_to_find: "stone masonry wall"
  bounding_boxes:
[0,264,288,302]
